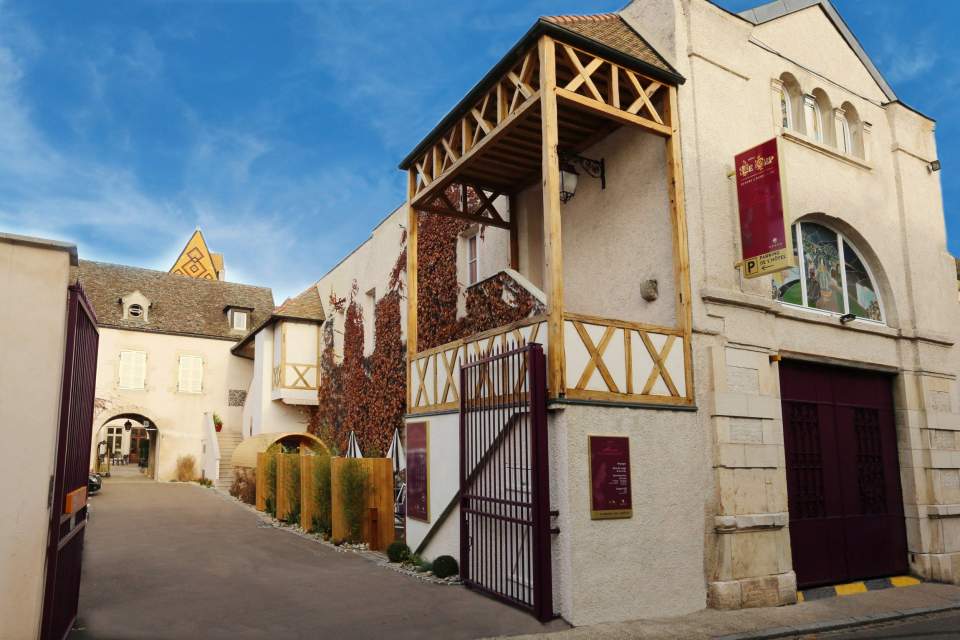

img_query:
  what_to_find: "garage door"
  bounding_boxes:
[779,360,908,588]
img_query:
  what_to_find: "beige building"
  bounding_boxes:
[78,260,274,485]
[0,233,83,640]
[392,0,959,627]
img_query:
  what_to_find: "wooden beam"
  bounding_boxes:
[664,85,694,401]
[411,91,541,208]
[539,35,566,398]
[556,87,672,137]
[509,194,519,270]
[406,169,419,367]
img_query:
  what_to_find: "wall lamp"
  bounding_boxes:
[124,419,133,432]
[559,151,605,203]
[928,159,942,173]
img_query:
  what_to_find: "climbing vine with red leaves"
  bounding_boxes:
[311,184,542,455]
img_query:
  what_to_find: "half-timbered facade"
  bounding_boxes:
[399,0,959,627]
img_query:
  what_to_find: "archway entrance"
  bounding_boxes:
[95,414,160,481]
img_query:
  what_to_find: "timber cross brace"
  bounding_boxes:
[401,23,694,409]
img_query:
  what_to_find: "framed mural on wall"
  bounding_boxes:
[588,435,633,520]
[406,421,429,522]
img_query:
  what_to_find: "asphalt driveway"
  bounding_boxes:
[71,478,564,640]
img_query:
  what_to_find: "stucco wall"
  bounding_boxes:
[92,328,254,481]
[404,413,461,560]
[240,325,310,439]
[0,237,72,640]
[549,403,708,625]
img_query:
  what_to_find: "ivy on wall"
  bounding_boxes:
[310,184,543,455]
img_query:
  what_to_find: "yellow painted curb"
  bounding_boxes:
[835,582,868,596]
[890,576,921,587]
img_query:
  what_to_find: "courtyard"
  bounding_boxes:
[69,479,565,640]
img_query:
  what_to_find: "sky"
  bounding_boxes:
[0,0,956,302]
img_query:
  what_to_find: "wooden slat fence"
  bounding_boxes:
[331,458,394,550]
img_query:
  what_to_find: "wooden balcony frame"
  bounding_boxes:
[403,33,693,407]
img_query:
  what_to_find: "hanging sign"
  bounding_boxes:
[406,421,429,522]
[589,435,632,520]
[734,138,793,278]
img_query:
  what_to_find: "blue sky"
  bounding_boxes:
[0,0,955,301]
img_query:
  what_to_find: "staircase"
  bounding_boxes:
[215,431,244,491]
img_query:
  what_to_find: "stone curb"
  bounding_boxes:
[713,602,960,639]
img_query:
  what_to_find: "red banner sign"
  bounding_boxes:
[406,421,429,522]
[734,138,793,278]
[589,435,632,520]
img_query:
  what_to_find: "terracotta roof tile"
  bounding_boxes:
[543,13,674,77]
[74,260,274,340]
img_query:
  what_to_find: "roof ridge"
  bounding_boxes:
[78,258,272,292]
[544,13,620,25]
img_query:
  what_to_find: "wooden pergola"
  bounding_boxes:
[401,15,693,404]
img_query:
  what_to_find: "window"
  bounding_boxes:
[779,88,793,129]
[467,233,479,285]
[118,350,147,390]
[772,221,884,322]
[128,304,143,318]
[178,355,203,393]
[231,310,248,331]
[838,116,852,154]
[107,426,123,454]
[803,95,822,143]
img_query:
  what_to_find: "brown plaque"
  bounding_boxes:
[406,421,429,522]
[589,435,632,520]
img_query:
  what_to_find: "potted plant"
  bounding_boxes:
[213,413,224,433]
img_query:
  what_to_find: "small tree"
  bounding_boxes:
[339,459,369,543]
[264,454,278,517]
[311,454,333,536]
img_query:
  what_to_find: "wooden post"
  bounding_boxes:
[664,85,695,400]
[406,169,419,409]
[508,194,520,271]
[538,35,566,397]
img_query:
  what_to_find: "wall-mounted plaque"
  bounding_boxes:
[406,421,429,522]
[589,435,632,520]
[734,137,793,278]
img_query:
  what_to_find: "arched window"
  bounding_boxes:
[778,73,802,132]
[772,221,884,323]
[838,116,852,154]
[840,101,864,158]
[803,95,822,142]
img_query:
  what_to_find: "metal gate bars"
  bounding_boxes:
[41,283,99,640]
[459,342,553,622]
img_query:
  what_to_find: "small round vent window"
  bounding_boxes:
[128,304,144,318]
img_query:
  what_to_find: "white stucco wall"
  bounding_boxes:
[91,328,254,481]
[0,236,73,640]
[240,325,310,440]
[404,413,461,561]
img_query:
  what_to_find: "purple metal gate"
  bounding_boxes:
[459,343,553,622]
[41,283,99,640]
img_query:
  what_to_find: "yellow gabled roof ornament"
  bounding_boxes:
[169,229,224,280]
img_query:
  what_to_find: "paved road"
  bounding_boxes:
[71,478,565,640]
[823,610,960,638]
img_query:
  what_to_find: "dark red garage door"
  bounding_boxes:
[780,360,908,588]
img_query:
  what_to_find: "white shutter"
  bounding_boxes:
[178,355,203,393]
[119,351,146,390]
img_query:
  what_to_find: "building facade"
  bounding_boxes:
[392,0,959,627]
[79,258,274,483]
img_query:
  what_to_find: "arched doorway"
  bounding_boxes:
[94,414,160,480]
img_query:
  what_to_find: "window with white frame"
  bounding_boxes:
[803,95,822,143]
[838,116,852,154]
[467,232,479,285]
[230,309,248,331]
[779,88,793,129]
[118,350,147,390]
[771,221,884,323]
[177,355,203,393]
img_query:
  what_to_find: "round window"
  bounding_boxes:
[128,304,143,318]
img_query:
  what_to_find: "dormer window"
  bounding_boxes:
[121,291,150,322]
[225,306,251,331]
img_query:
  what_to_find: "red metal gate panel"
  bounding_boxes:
[459,343,553,622]
[41,283,99,640]
[780,360,907,588]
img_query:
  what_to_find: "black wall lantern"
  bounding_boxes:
[124,419,133,432]
[559,151,605,203]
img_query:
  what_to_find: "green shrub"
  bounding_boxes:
[432,555,459,579]
[386,541,410,563]
[310,454,332,536]
[264,454,277,517]
[284,455,301,524]
[339,459,369,543]
[195,477,213,488]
